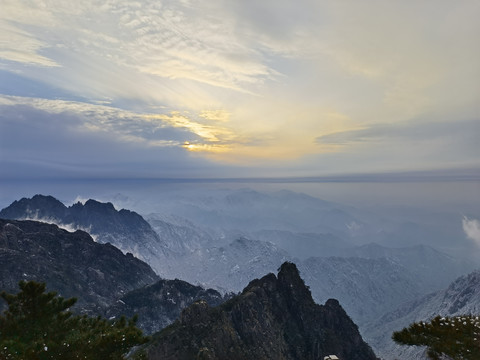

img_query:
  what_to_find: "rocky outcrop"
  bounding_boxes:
[105,278,229,335]
[143,262,377,360]
[0,195,170,272]
[0,218,158,313]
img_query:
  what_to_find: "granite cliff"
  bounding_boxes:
[143,262,377,360]
[0,218,158,313]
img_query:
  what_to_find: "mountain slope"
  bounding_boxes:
[158,235,427,328]
[159,237,292,292]
[364,269,480,359]
[105,279,228,335]
[0,218,158,312]
[341,242,474,292]
[142,262,377,360]
[0,195,169,273]
[300,256,422,327]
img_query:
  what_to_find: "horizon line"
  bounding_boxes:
[2,167,479,184]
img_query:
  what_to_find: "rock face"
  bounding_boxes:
[0,195,169,271]
[105,279,228,335]
[144,262,377,360]
[0,218,159,312]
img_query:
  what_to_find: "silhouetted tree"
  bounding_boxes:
[392,315,480,360]
[0,281,148,359]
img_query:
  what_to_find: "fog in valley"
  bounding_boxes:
[2,177,479,261]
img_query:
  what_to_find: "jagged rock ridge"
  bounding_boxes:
[0,195,169,272]
[0,218,232,335]
[0,218,158,312]
[105,279,229,335]
[143,262,377,360]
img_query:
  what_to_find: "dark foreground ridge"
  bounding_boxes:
[0,218,231,334]
[143,262,377,360]
[105,278,228,335]
[0,218,158,312]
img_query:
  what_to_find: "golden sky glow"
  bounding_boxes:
[0,0,479,178]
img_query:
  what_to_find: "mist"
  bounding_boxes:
[1,176,478,259]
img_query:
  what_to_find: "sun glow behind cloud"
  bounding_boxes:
[0,0,479,177]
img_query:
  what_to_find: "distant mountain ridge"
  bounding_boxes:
[0,194,170,272]
[154,233,471,329]
[2,193,476,360]
[142,262,378,360]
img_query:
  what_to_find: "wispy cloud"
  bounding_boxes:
[463,217,480,247]
[0,95,244,149]
[0,1,277,96]
[0,1,479,176]
[0,22,59,67]
[316,120,480,146]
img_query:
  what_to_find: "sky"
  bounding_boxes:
[0,0,479,180]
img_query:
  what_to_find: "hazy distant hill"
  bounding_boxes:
[142,262,377,360]
[252,229,352,259]
[300,256,422,327]
[156,232,471,329]
[158,237,292,293]
[340,242,473,292]
[144,188,361,237]
[364,269,480,359]
[145,213,218,255]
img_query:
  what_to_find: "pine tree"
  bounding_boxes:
[392,315,480,360]
[0,281,148,359]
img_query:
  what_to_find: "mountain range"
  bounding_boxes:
[0,217,379,359]
[0,218,227,334]
[1,193,478,359]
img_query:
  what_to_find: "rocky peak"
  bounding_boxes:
[72,199,116,215]
[0,195,170,272]
[143,261,377,360]
[277,261,314,306]
[0,194,67,221]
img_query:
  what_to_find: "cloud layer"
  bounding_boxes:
[0,0,479,177]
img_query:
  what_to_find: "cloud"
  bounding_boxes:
[0,4,59,67]
[0,95,245,149]
[316,119,480,148]
[463,217,480,246]
[0,97,238,179]
[0,0,277,98]
[0,1,479,176]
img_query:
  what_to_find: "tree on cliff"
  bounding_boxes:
[0,280,148,360]
[392,315,480,360]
